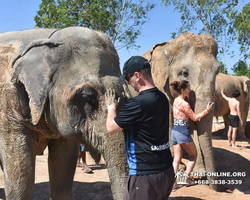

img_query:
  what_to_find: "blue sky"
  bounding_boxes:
[1,0,248,74]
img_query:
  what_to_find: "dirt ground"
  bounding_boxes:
[1,119,250,200]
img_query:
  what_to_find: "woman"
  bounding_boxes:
[170,80,213,189]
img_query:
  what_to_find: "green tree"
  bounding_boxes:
[161,0,239,69]
[218,61,228,74]
[234,2,250,60]
[34,0,155,50]
[232,60,250,78]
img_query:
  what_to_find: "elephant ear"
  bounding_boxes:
[143,43,170,84]
[144,42,175,102]
[163,48,176,103]
[11,39,61,125]
[243,79,250,93]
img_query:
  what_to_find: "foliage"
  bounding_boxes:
[161,0,239,67]
[34,0,155,50]
[232,60,250,78]
[162,1,236,35]
[218,61,228,74]
[234,2,250,60]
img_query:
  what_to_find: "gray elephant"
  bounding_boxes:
[0,27,128,200]
[142,32,220,191]
[214,73,250,138]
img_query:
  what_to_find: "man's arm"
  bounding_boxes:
[106,103,122,134]
[221,90,230,101]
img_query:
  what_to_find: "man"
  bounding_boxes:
[77,144,92,173]
[105,56,175,200]
[221,89,243,148]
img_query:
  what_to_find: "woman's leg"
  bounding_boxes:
[173,144,183,174]
[180,141,197,176]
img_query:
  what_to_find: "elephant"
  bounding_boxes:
[0,27,128,200]
[142,32,220,191]
[214,73,250,138]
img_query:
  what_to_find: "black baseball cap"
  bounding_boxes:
[119,56,150,81]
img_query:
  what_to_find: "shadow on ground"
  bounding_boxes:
[213,147,250,194]
[0,188,4,200]
[0,181,112,200]
[87,164,107,171]
[169,197,204,200]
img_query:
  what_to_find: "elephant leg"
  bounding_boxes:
[238,112,246,139]
[1,127,36,200]
[222,115,229,136]
[223,115,228,129]
[48,138,79,200]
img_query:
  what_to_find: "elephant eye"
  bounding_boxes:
[85,96,97,107]
[182,69,189,77]
[177,68,189,78]
[70,87,99,113]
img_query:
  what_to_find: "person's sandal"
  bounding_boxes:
[77,163,83,167]
[82,167,92,173]
[172,183,184,192]
[184,177,196,187]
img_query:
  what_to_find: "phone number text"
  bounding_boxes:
[195,179,243,185]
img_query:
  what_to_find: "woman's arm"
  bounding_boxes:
[183,102,213,122]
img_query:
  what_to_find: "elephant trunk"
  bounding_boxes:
[196,111,223,191]
[102,131,128,200]
[192,84,223,191]
[86,117,128,200]
[95,76,128,199]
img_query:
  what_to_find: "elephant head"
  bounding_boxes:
[4,27,127,200]
[142,32,220,190]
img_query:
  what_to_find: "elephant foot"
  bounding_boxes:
[192,163,206,175]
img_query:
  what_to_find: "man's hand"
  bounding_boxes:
[105,88,122,135]
[105,88,120,109]
[122,84,132,100]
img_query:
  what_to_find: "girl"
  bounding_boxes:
[170,80,213,190]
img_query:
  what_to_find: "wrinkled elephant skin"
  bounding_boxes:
[0,27,128,200]
[142,33,220,191]
[214,73,250,138]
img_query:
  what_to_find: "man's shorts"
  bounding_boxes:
[123,166,175,200]
[228,114,239,128]
[171,126,193,145]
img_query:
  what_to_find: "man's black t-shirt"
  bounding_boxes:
[114,87,173,175]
